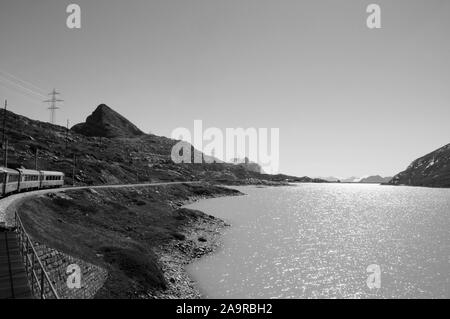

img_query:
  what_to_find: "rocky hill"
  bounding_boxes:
[389,144,450,188]
[72,104,144,138]
[0,104,324,186]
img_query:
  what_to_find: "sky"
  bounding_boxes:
[0,0,449,178]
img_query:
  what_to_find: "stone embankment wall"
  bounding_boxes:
[29,242,108,299]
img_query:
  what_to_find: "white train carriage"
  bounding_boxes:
[17,168,41,192]
[40,171,65,189]
[0,167,20,196]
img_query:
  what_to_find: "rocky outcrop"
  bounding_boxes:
[72,104,144,138]
[389,144,450,188]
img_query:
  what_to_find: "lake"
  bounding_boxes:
[186,183,450,299]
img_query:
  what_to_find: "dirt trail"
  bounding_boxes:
[0,181,201,226]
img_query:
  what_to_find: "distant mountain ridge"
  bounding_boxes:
[318,175,392,183]
[317,176,340,182]
[341,177,362,183]
[359,175,392,184]
[389,144,450,188]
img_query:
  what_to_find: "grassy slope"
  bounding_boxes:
[18,183,241,298]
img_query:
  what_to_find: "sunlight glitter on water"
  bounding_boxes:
[186,184,450,299]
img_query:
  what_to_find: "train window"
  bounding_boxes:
[45,175,61,181]
[8,174,19,183]
[25,175,39,182]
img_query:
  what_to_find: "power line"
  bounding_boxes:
[43,89,64,124]
[0,75,47,100]
[0,69,47,94]
[0,80,44,103]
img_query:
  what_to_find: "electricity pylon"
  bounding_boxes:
[44,89,64,124]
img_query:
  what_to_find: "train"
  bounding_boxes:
[0,167,65,197]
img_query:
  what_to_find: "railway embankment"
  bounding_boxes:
[10,182,241,298]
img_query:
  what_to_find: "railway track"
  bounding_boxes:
[0,180,202,299]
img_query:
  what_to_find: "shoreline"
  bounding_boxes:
[148,192,240,299]
[149,213,229,299]
[14,183,288,298]
[156,184,296,299]
[15,183,245,299]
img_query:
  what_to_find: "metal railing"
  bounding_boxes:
[14,212,59,299]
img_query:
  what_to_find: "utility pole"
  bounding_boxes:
[35,148,38,170]
[66,119,69,150]
[72,154,76,186]
[44,89,64,124]
[2,100,7,161]
[4,139,8,168]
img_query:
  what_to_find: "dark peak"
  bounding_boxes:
[96,104,112,112]
[72,104,144,138]
[91,103,123,118]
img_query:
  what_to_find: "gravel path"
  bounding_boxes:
[0,181,201,226]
